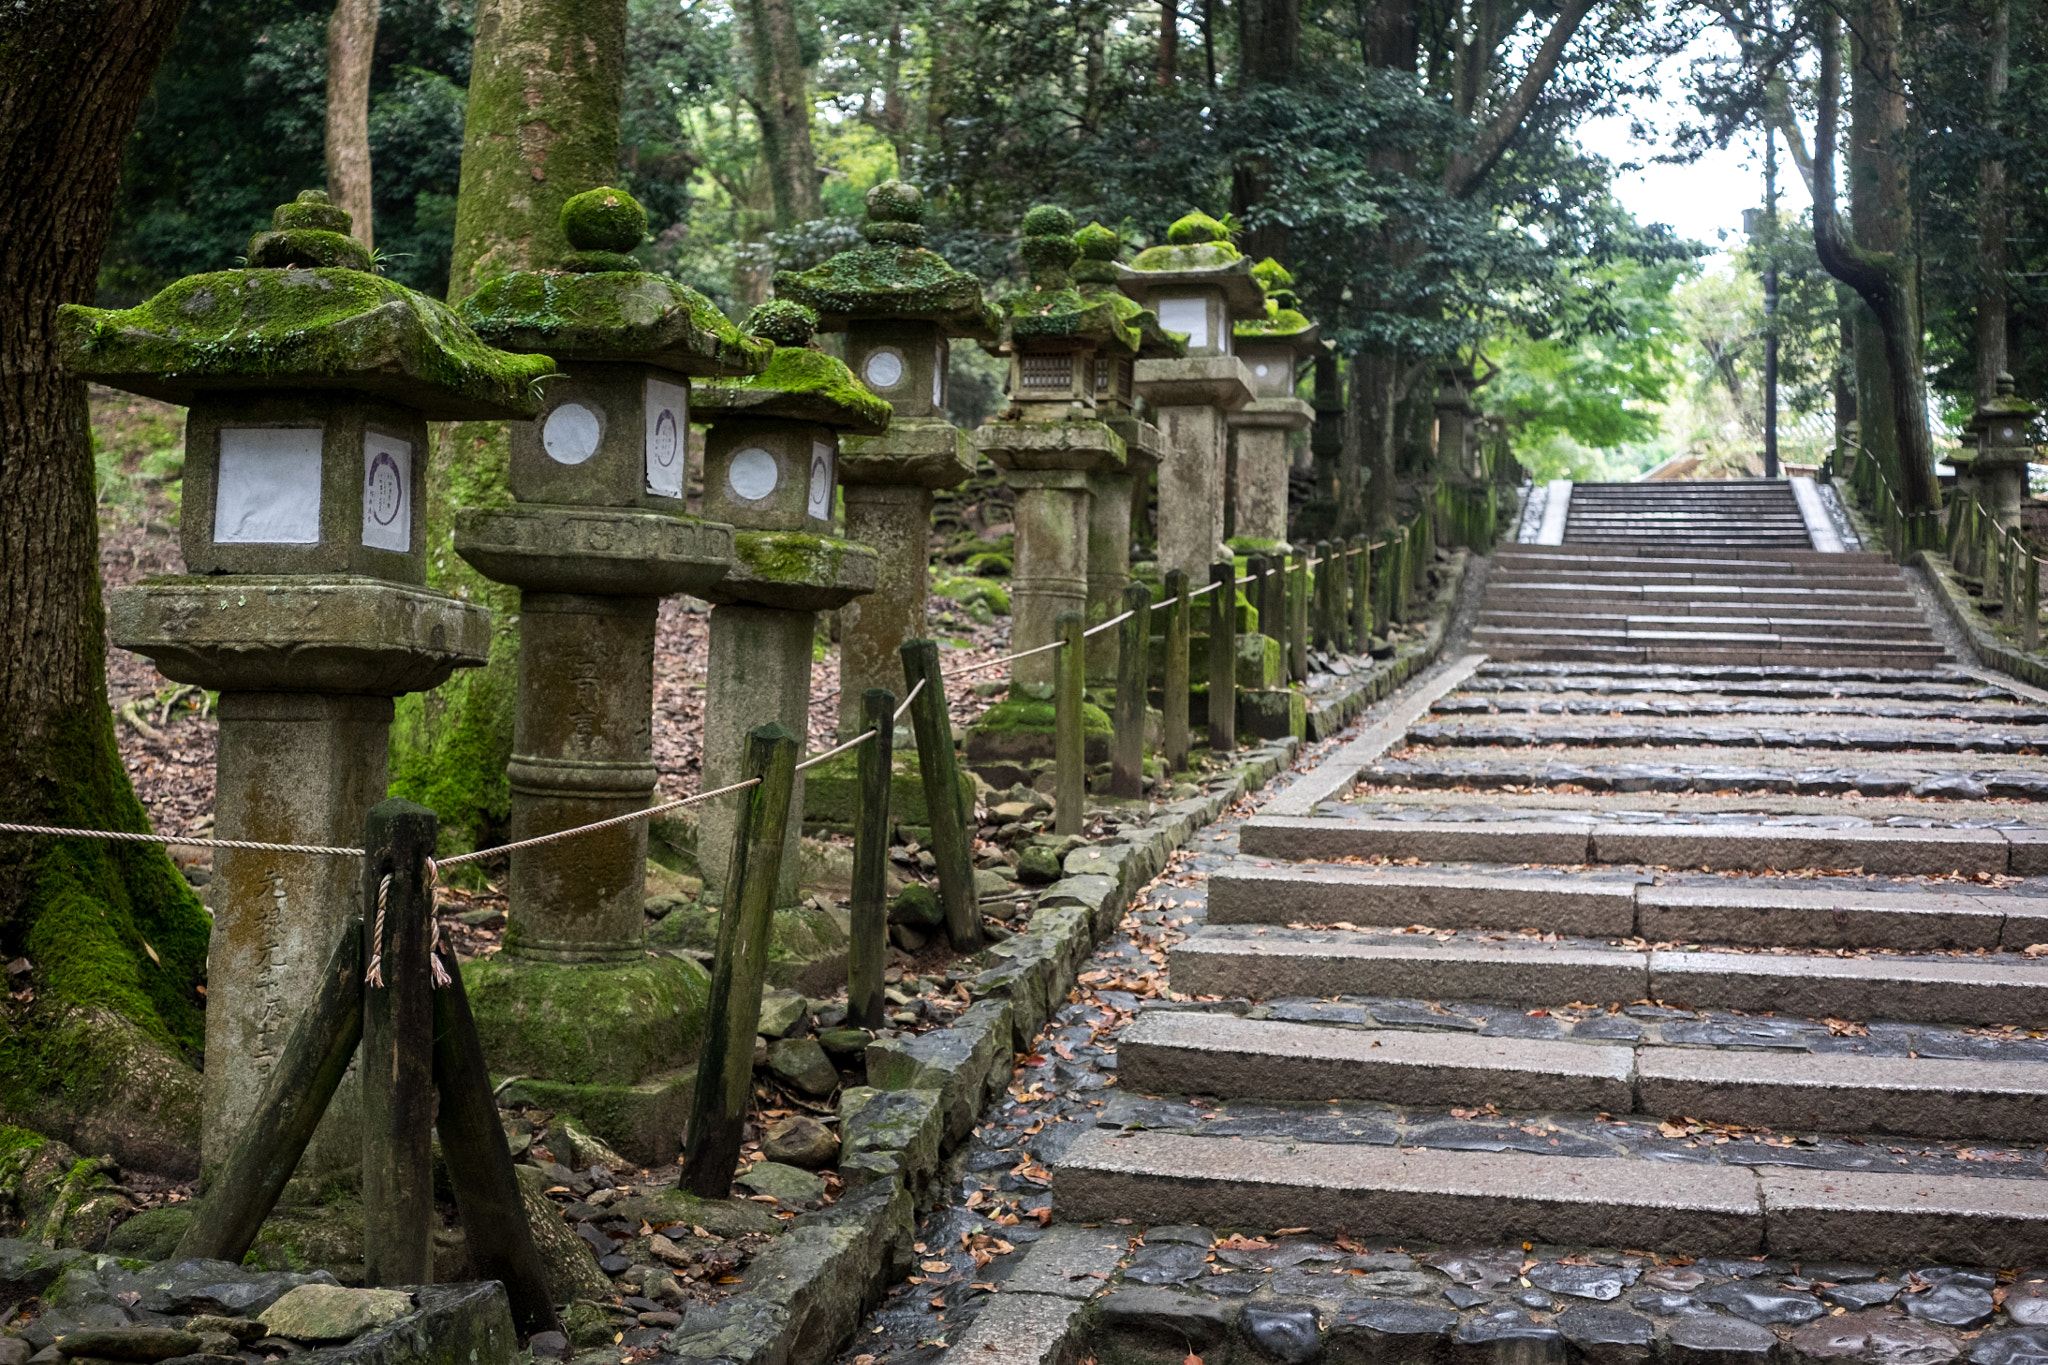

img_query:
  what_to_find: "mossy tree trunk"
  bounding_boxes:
[324,0,379,249]
[0,0,213,1175]
[392,0,628,858]
[743,0,822,228]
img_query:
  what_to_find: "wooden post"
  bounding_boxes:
[900,639,981,951]
[683,723,800,1197]
[1246,553,1272,642]
[1207,560,1237,753]
[429,942,561,1339]
[361,798,438,1288]
[1111,581,1149,798]
[1288,551,1310,682]
[1351,536,1372,651]
[174,922,364,1266]
[1326,541,1349,655]
[2028,549,2042,652]
[847,688,893,1031]
[1163,569,1190,772]
[1054,612,1085,835]
[1312,540,1333,651]
[2005,533,2020,627]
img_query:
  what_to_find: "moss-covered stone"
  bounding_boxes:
[772,182,998,337]
[646,903,850,994]
[693,348,892,434]
[460,953,708,1087]
[501,1068,697,1167]
[459,272,769,376]
[103,1205,192,1261]
[1166,210,1232,245]
[272,190,354,235]
[744,299,820,349]
[965,693,1110,765]
[560,186,647,255]
[247,192,372,271]
[0,1128,132,1251]
[59,267,552,421]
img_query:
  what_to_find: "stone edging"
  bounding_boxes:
[1915,549,2048,692]
[662,551,1475,1365]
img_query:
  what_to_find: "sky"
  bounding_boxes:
[1576,114,1772,252]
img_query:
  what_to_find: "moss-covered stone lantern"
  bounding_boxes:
[1228,258,1321,552]
[692,301,886,912]
[1972,373,2039,528]
[58,189,551,1175]
[774,180,999,737]
[1117,210,1262,577]
[970,205,1133,745]
[441,187,772,1161]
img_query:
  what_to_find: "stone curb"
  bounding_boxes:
[665,554,1479,1365]
[1915,548,2048,691]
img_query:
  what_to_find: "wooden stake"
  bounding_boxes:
[1351,536,1372,651]
[361,798,438,1287]
[1055,612,1085,835]
[848,688,894,1031]
[1288,551,1309,683]
[1163,569,1190,772]
[1207,560,1237,753]
[1111,581,1150,798]
[900,639,981,951]
[683,723,800,1197]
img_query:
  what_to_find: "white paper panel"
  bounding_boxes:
[645,377,688,498]
[807,441,834,520]
[361,431,412,552]
[543,403,602,465]
[1157,297,1208,350]
[729,447,779,501]
[215,427,322,544]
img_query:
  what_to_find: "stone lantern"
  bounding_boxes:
[692,302,885,912]
[773,180,999,737]
[1116,211,1262,579]
[1972,373,2039,528]
[1073,222,1185,682]
[58,190,551,1173]
[1228,258,1321,552]
[1434,366,1483,481]
[447,188,772,1159]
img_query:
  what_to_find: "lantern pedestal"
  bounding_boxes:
[1228,397,1313,549]
[1137,358,1255,578]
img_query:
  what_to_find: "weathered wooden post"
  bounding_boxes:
[1207,562,1238,753]
[1248,553,1274,640]
[848,688,895,1030]
[1271,551,1295,680]
[1326,541,1350,655]
[1312,539,1335,651]
[683,724,800,1198]
[902,640,982,950]
[1112,582,1150,797]
[361,798,438,1287]
[1163,569,1191,772]
[2027,549,2042,652]
[1288,551,1310,682]
[1054,613,1086,835]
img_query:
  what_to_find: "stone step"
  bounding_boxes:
[1404,717,2010,752]
[1237,814,2047,875]
[1116,1010,2048,1141]
[1497,547,1895,568]
[1205,861,2048,949]
[1481,596,1925,621]
[1475,613,1939,641]
[1433,697,2048,721]
[1051,1126,2048,1262]
[1168,926,2048,1027]
[1471,641,1952,669]
[1466,674,1996,699]
[1360,756,2048,801]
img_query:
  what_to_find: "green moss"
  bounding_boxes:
[971,694,1111,736]
[560,187,647,255]
[1000,288,1140,354]
[1249,257,1294,292]
[462,953,709,1086]
[246,229,372,272]
[646,904,847,989]
[1128,241,1244,272]
[744,299,819,348]
[59,268,552,421]
[272,190,353,234]
[773,245,997,337]
[1235,299,1314,340]
[1021,204,1077,237]
[731,529,862,586]
[866,178,925,223]
[933,575,1010,615]
[459,269,769,374]
[1166,210,1232,245]
[694,348,893,433]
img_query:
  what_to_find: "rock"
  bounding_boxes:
[1457,1309,1566,1364]
[554,1119,626,1174]
[1241,1304,1322,1365]
[560,1302,616,1351]
[973,870,1012,902]
[1666,1314,1778,1365]
[527,1332,570,1360]
[1555,1308,1654,1365]
[2005,1285,2048,1328]
[1970,1329,2048,1365]
[257,1286,413,1343]
[1330,1296,1457,1357]
[1699,1283,1826,1326]
[1122,1243,1211,1285]
[888,885,943,927]
[1424,1250,1520,1290]
[0,1241,86,1304]
[0,1135,131,1253]
[1512,1289,1556,1311]
[1015,847,1063,885]
[514,1169,616,1304]
[1352,1273,1435,1298]
[759,1116,838,1169]
[1442,1288,1489,1310]
[734,1161,825,1206]
[757,993,808,1039]
[103,1210,191,1263]
[1529,1263,1637,1302]
[766,1038,839,1097]
[1823,1283,1902,1312]
[0,1342,29,1365]
[817,1029,869,1056]
[173,1323,258,1346]
[1905,1286,1994,1330]
[1788,1313,1960,1365]
[52,1330,199,1361]
[607,1186,784,1238]
[1644,1269,1706,1293]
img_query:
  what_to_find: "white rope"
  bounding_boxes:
[1082,608,1136,639]
[941,639,1064,678]
[795,728,876,773]
[366,874,390,988]
[0,823,363,857]
[894,676,927,718]
[434,776,765,869]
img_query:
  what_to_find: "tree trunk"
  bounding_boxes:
[400,0,628,859]
[1238,0,1300,84]
[324,0,379,250]
[1157,0,1177,85]
[1812,3,1939,514]
[745,0,822,228]
[0,0,213,1175]
[1973,0,2010,403]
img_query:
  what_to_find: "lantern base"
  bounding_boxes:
[454,503,735,597]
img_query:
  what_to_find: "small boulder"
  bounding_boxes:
[817,1028,869,1056]
[554,1119,626,1173]
[766,1038,840,1097]
[760,1116,839,1169]
[757,993,808,1039]
[52,1330,198,1362]
[1015,846,1063,884]
[734,1161,825,1206]
[888,885,943,927]
[257,1285,412,1343]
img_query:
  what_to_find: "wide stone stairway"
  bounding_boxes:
[1044,487,2048,1332]
[1562,480,1819,550]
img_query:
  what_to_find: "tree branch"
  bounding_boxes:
[1443,0,1598,198]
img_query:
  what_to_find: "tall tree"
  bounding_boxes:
[325,0,379,247]
[1972,0,2011,403]
[0,0,212,1171]
[1812,4,1939,515]
[743,0,822,227]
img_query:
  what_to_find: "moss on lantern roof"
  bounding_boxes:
[1131,212,1244,273]
[58,264,554,421]
[1069,222,1184,361]
[692,346,893,435]
[460,270,769,377]
[773,179,997,337]
[1000,288,1141,355]
[1249,257,1294,292]
[1236,298,1319,346]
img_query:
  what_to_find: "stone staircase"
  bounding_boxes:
[1051,540,2048,1269]
[1563,480,1817,550]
